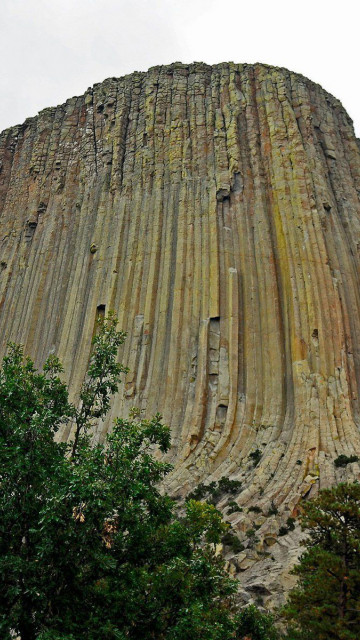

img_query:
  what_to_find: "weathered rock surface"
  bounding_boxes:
[1,62,360,601]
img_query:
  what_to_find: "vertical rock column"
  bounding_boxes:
[1,63,360,514]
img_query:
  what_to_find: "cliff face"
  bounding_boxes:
[1,62,360,592]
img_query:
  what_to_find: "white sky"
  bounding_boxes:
[1,0,359,136]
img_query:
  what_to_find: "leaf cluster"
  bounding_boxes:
[282,483,360,639]
[0,315,246,640]
[334,454,359,468]
[186,476,242,505]
[249,449,263,467]
[234,604,278,640]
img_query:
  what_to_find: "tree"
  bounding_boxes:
[233,605,278,640]
[282,483,360,640]
[0,315,239,640]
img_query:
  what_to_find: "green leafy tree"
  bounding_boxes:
[283,483,360,639]
[234,605,278,640]
[0,314,239,640]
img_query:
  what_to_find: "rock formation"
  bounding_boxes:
[1,62,360,603]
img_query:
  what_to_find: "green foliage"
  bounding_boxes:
[71,311,128,456]
[183,499,229,545]
[334,454,359,468]
[282,482,360,639]
[221,532,245,554]
[286,517,295,531]
[246,528,260,549]
[0,316,243,640]
[218,477,242,494]
[278,518,296,537]
[249,505,262,514]
[249,449,262,467]
[227,500,243,514]
[267,501,278,516]
[234,605,278,640]
[186,476,242,505]
[186,481,208,501]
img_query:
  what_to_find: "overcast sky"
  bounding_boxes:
[1,0,359,136]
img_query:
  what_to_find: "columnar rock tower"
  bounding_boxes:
[1,62,360,525]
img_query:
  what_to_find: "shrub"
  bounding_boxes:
[218,476,242,494]
[227,501,243,514]
[249,449,262,467]
[278,526,289,536]
[334,454,359,467]
[221,532,245,553]
[267,501,278,516]
[249,505,262,514]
